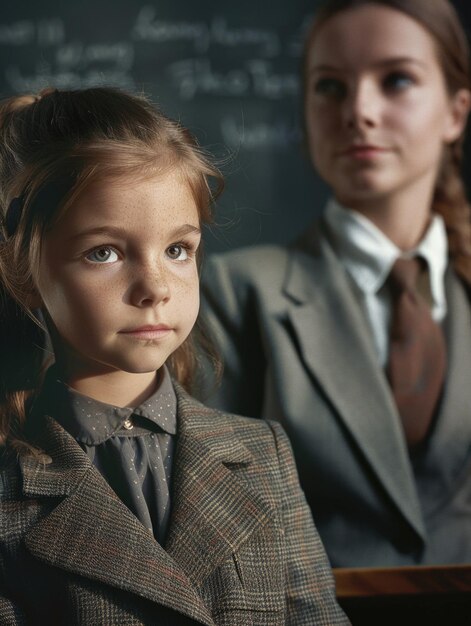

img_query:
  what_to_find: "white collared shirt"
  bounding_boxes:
[324,198,448,365]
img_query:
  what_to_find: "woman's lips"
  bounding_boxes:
[340,145,388,159]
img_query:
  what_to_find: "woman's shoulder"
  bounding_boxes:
[202,220,326,287]
[205,243,290,279]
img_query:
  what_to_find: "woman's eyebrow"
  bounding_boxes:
[309,56,427,75]
[373,56,428,70]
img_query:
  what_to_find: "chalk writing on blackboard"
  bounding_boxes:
[0,7,311,150]
[167,60,299,100]
[0,19,64,46]
[0,2,323,251]
[221,116,302,149]
[133,8,280,57]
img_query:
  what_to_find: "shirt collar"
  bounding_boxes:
[324,198,448,309]
[39,365,177,445]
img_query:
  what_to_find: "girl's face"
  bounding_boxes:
[35,170,201,387]
[304,4,469,208]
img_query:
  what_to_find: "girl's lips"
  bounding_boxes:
[119,326,173,340]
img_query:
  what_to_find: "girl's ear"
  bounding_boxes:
[444,88,471,143]
[26,286,43,309]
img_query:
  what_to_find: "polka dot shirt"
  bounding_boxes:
[39,365,176,544]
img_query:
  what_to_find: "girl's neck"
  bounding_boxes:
[58,365,159,408]
[340,176,435,251]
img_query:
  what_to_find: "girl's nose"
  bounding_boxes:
[129,265,170,308]
[343,79,379,130]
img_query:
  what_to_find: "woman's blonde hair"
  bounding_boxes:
[0,87,223,456]
[304,0,471,282]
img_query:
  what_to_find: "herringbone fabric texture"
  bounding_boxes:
[386,257,446,447]
[0,385,349,625]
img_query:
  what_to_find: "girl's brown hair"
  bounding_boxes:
[304,0,471,282]
[0,87,223,456]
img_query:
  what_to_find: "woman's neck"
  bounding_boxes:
[339,177,435,251]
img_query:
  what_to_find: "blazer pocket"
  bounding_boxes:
[201,520,286,622]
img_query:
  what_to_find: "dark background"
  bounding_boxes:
[1,1,470,252]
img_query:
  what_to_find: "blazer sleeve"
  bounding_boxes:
[267,421,350,626]
[0,593,27,626]
[200,253,266,417]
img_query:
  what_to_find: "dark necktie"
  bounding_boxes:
[386,257,446,448]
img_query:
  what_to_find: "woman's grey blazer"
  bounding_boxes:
[200,220,471,568]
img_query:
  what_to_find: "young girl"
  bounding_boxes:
[201,0,471,568]
[0,88,347,625]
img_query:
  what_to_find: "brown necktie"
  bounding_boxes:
[386,257,446,448]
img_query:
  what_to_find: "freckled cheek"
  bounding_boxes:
[49,275,118,326]
[174,276,199,302]
[172,274,200,317]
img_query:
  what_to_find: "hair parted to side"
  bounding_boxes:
[303,0,471,284]
[0,87,223,456]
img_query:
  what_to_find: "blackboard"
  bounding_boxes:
[0,0,470,252]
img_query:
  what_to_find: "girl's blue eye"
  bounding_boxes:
[86,247,118,264]
[383,72,414,91]
[314,77,347,99]
[166,244,189,261]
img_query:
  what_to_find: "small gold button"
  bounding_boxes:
[123,418,133,430]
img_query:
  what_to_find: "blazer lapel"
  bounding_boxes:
[165,386,276,587]
[282,223,425,540]
[21,415,215,626]
[21,397,276,623]
[426,271,471,482]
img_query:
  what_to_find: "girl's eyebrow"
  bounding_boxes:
[69,226,129,242]
[170,224,201,238]
[68,224,201,242]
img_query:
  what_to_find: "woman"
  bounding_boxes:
[200,0,471,568]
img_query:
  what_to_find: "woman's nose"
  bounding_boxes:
[128,264,170,307]
[342,79,380,130]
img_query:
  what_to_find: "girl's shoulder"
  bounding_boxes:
[0,446,23,500]
[194,398,294,480]
[177,384,287,464]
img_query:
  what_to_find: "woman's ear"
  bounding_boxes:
[444,88,471,143]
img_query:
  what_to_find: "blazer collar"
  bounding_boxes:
[20,386,273,625]
[282,220,425,541]
[422,270,471,502]
[165,386,275,585]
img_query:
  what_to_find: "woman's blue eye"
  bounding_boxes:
[314,78,347,99]
[383,72,414,91]
[166,244,189,261]
[86,247,118,264]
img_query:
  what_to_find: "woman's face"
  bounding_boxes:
[304,4,469,209]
